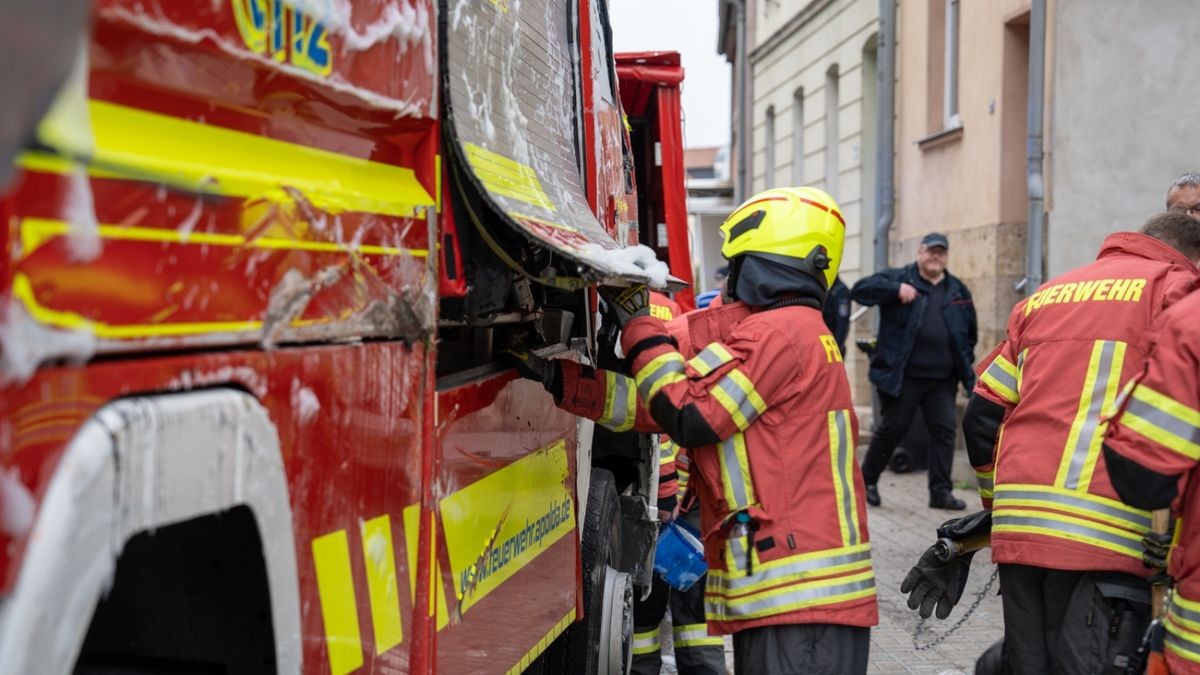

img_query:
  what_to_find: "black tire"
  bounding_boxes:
[562,468,627,674]
[890,446,913,473]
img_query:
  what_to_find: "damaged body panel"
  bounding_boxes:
[441,0,671,289]
[0,0,679,672]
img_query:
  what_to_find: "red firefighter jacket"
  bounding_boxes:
[649,291,683,512]
[556,301,877,634]
[1104,290,1200,674]
[973,233,1199,577]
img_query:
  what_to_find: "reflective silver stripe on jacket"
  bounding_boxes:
[1061,340,1121,489]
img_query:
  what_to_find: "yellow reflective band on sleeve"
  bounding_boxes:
[598,371,637,432]
[975,469,995,499]
[360,515,403,655]
[311,530,364,675]
[687,342,735,377]
[1121,384,1200,460]
[636,352,687,401]
[828,410,860,547]
[717,433,757,512]
[980,354,1021,405]
[1056,340,1125,490]
[672,624,724,648]
[632,629,661,655]
[659,439,677,466]
[710,368,767,431]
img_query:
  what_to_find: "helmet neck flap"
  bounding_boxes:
[729,254,827,310]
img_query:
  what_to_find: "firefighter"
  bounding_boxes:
[510,187,877,674]
[904,210,1200,673]
[629,291,727,675]
[1103,288,1200,675]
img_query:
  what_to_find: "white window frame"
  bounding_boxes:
[764,105,776,189]
[944,0,961,128]
[791,89,804,185]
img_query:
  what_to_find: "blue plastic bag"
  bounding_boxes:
[654,518,707,591]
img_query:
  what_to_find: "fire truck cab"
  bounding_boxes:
[0,1,694,673]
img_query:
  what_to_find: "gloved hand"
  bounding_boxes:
[499,347,558,391]
[598,284,650,326]
[900,545,976,619]
[1143,529,1173,570]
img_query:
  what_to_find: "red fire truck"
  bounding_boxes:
[0,1,694,673]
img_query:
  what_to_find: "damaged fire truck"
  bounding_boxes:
[0,0,696,673]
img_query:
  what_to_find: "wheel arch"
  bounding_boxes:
[0,388,301,675]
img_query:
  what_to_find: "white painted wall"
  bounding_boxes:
[1047,0,1200,276]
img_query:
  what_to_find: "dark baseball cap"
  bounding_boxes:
[921,232,949,249]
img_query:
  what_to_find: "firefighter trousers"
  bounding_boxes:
[631,573,726,675]
[997,563,1150,675]
[732,623,869,675]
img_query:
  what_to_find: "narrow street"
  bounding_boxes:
[659,459,1003,675]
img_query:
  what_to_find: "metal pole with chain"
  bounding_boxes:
[912,566,1000,652]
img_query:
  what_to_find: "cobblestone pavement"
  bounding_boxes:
[658,453,1002,674]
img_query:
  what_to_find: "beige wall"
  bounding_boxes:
[1047,0,1200,276]
[748,0,878,399]
[894,0,1035,355]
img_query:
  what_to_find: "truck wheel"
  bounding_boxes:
[565,468,633,674]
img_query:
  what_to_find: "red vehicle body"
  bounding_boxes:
[0,2,692,674]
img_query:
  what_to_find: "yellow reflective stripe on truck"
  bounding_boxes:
[20,100,434,219]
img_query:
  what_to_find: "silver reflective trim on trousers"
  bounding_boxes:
[1063,341,1117,489]
[711,547,872,593]
[994,489,1150,531]
[993,513,1141,555]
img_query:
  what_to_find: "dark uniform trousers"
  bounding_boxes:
[632,513,725,675]
[732,623,869,675]
[995,563,1150,675]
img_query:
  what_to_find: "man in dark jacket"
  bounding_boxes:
[823,276,851,356]
[851,232,977,509]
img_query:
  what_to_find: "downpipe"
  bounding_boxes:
[1017,0,1047,295]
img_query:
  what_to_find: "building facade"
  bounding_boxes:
[727,0,880,397]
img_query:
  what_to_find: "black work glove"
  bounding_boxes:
[499,348,559,392]
[598,284,650,326]
[1143,529,1173,570]
[900,545,976,619]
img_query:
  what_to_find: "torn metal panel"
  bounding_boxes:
[442,0,672,289]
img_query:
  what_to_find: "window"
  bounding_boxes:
[791,88,804,185]
[825,65,839,194]
[944,0,961,127]
[764,106,776,188]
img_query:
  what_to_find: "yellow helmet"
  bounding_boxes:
[719,187,845,289]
